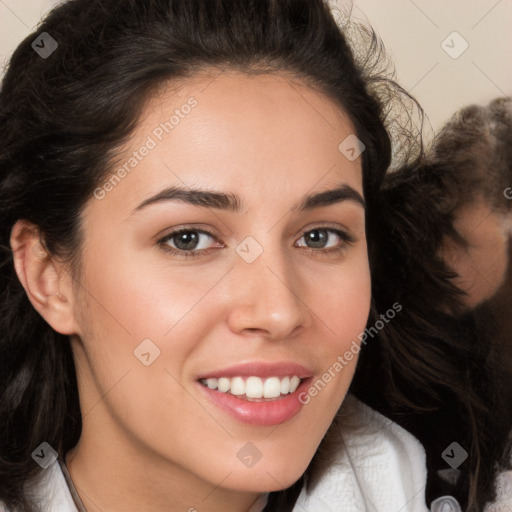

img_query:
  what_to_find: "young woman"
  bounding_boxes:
[0,0,500,511]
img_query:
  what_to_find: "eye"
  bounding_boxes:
[157,228,220,257]
[296,227,353,252]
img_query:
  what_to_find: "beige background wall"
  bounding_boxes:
[1,0,511,131]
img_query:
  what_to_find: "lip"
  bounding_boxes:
[196,361,314,426]
[196,361,313,380]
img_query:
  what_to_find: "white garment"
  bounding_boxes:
[0,461,78,512]
[485,468,512,511]
[294,394,429,512]
[0,395,429,512]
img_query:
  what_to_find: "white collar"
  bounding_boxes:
[293,394,429,512]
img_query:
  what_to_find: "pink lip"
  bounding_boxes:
[196,361,313,380]
[196,361,314,426]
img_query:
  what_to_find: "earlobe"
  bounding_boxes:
[10,220,78,335]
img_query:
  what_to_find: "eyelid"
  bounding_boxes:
[295,223,355,242]
[156,224,222,241]
[156,223,356,259]
[157,227,222,248]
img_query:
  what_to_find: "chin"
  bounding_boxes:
[222,456,311,493]
[228,473,303,494]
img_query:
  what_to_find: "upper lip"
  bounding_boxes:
[196,361,314,380]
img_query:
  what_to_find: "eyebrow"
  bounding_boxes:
[132,183,365,214]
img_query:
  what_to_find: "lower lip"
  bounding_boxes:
[197,378,312,426]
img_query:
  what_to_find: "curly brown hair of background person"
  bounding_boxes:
[353,97,512,511]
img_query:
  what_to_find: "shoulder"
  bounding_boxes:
[294,394,429,512]
[0,460,79,512]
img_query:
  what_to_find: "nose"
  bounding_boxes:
[225,244,310,340]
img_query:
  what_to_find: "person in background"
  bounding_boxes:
[358,97,511,511]
[432,97,512,511]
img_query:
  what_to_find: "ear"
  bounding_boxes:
[10,220,78,335]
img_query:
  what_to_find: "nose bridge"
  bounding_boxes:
[226,235,308,338]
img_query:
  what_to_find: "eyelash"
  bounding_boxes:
[156,226,355,259]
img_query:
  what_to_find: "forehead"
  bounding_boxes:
[92,70,363,216]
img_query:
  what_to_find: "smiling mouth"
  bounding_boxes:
[198,375,302,401]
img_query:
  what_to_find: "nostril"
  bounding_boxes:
[243,327,270,337]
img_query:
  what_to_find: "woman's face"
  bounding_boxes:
[441,196,511,308]
[441,195,512,372]
[67,71,371,502]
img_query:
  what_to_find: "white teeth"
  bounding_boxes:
[201,375,303,399]
[230,377,245,396]
[217,377,230,393]
[290,376,301,393]
[263,377,282,399]
[245,376,263,398]
[280,376,291,394]
[206,378,218,389]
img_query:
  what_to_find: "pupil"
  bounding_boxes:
[307,229,327,248]
[175,231,199,250]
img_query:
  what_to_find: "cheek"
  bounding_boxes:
[332,268,371,336]
[312,250,372,349]
[71,248,233,425]
[297,249,371,402]
[76,247,223,344]
[319,256,370,369]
